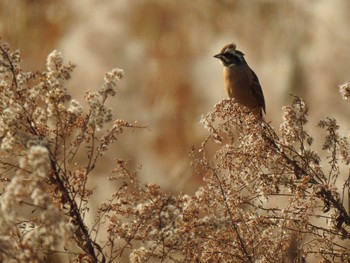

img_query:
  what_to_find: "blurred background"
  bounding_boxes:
[1,0,350,195]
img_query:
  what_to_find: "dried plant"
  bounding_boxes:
[0,40,349,263]
[0,40,142,262]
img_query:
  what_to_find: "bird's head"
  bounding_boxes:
[214,43,246,67]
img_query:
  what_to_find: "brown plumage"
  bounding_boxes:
[214,43,266,117]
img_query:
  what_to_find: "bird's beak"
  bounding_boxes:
[213,53,223,59]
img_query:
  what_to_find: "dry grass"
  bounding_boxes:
[0,41,350,262]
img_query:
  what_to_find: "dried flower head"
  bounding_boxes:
[339,82,350,101]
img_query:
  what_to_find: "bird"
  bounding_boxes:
[214,43,266,117]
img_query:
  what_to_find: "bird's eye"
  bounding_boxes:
[223,52,236,60]
[223,52,242,65]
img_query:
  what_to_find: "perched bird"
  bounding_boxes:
[214,43,266,117]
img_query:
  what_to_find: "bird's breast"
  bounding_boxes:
[223,66,260,112]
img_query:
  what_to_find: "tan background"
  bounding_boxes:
[1,0,350,194]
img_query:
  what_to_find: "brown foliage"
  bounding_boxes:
[0,41,350,262]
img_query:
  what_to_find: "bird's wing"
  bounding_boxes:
[250,69,266,114]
